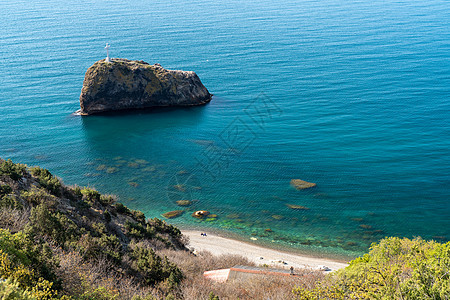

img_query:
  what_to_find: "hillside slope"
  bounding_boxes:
[0,158,187,299]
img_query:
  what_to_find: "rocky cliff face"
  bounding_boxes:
[79,58,212,115]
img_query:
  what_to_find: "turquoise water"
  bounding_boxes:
[1,0,449,259]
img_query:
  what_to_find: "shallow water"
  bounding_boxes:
[1,0,449,259]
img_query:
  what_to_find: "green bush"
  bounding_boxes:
[115,202,129,214]
[27,204,79,246]
[293,237,450,299]
[0,159,26,181]
[0,277,59,300]
[78,284,119,300]
[29,167,61,196]
[65,185,82,202]
[21,188,57,207]
[131,246,183,286]
[99,195,115,206]
[0,229,59,291]
[80,188,101,205]
[103,210,111,223]
[124,221,147,239]
[0,278,37,300]
[74,233,122,264]
[0,194,22,209]
[131,210,146,223]
[208,292,220,300]
[147,218,181,238]
[0,184,12,196]
[91,222,107,236]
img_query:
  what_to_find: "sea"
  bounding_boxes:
[1,0,449,259]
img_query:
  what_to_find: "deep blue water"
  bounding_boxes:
[1,0,449,259]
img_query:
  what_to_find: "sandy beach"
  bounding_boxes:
[183,230,348,271]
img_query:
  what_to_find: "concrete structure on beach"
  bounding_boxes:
[203,265,304,283]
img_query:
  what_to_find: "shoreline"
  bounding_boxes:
[183,230,349,271]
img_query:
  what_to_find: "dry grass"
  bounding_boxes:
[182,274,314,300]
[0,207,30,232]
[160,249,325,300]
[54,248,154,300]
[161,249,255,275]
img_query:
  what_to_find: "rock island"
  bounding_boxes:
[78,58,212,115]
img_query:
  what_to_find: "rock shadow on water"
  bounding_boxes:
[80,105,209,160]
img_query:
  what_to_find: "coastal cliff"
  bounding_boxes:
[79,58,212,115]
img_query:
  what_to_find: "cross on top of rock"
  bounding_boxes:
[105,43,111,63]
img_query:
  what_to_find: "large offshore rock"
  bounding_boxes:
[79,58,212,115]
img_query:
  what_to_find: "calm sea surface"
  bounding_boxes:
[1,0,449,259]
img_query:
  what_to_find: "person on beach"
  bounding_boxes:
[290,266,294,275]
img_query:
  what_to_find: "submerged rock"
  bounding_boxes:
[106,167,119,174]
[226,213,240,219]
[96,164,107,171]
[359,224,373,229]
[78,58,212,115]
[290,179,317,190]
[176,200,192,207]
[286,204,310,210]
[128,181,139,188]
[173,184,185,192]
[142,166,156,172]
[162,210,184,219]
[127,162,139,168]
[351,217,364,222]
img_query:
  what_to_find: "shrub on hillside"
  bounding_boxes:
[99,194,116,206]
[131,210,146,224]
[0,229,59,293]
[0,194,22,210]
[74,233,122,264]
[80,187,101,205]
[147,218,181,239]
[0,184,17,209]
[293,237,450,299]
[29,167,62,196]
[0,278,37,300]
[115,202,129,214]
[0,159,26,181]
[0,184,12,196]
[130,245,183,287]
[26,204,79,246]
[21,188,58,207]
